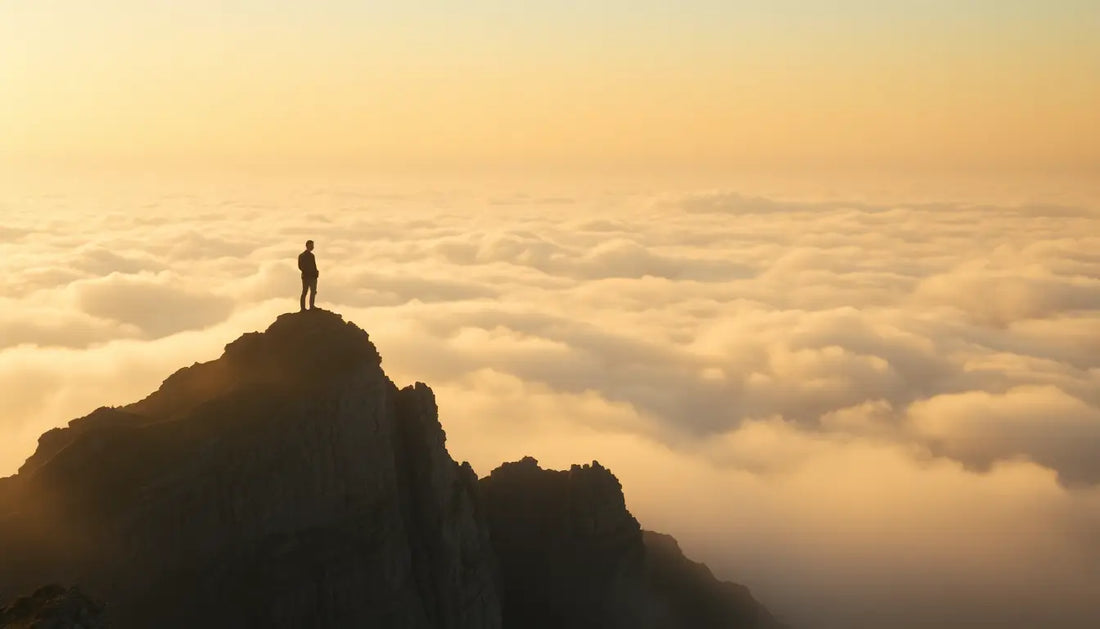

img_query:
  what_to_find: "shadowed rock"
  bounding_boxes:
[480,457,782,629]
[1,310,497,628]
[0,585,105,629]
[0,310,781,628]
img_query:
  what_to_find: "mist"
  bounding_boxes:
[1,176,1097,628]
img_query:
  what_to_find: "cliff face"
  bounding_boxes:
[0,310,779,629]
[0,311,499,628]
[479,457,781,629]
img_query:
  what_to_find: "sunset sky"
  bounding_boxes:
[3,1,1099,175]
[2,3,1099,629]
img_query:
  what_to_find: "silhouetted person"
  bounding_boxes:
[298,240,318,311]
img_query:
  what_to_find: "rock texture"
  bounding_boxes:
[0,585,105,629]
[480,457,781,629]
[0,310,780,628]
[0,311,498,628]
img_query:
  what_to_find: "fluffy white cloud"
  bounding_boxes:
[0,180,1097,628]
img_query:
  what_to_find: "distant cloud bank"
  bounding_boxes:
[1,183,1097,628]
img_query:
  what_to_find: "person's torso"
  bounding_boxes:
[298,251,318,276]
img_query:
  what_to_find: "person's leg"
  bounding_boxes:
[300,278,308,311]
[308,278,317,310]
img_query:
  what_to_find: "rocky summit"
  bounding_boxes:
[0,310,781,628]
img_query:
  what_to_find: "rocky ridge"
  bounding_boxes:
[0,310,780,628]
[481,457,779,629]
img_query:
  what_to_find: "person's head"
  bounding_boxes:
[305,240,314,251]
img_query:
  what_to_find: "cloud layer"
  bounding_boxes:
[1,180,1098,628]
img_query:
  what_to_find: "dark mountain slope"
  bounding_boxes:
[0,310,781,628]
[0,311,498,628]
[480,457,781,629]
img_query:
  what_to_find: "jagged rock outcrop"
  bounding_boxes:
[480,457,781,629]
[0,311,499,628]
[642,531,780,628]
[0,310,780,628]
[0,585,105,629]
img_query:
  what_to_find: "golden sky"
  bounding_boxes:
[2,1,1098,175]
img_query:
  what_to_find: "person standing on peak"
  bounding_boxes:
[298,240,319,311]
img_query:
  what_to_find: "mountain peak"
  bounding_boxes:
[164,308,381,397]
[16,310,383,478]
[0,311,781,628]
[225,309,380,373]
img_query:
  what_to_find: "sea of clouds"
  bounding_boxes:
[1,179,1098,628]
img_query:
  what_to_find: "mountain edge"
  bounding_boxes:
[0,310,782,628]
